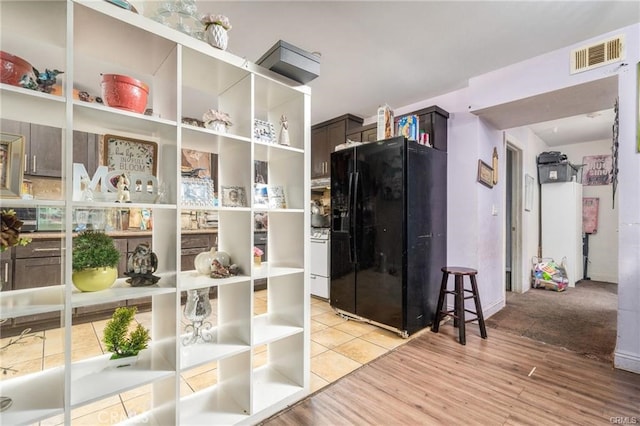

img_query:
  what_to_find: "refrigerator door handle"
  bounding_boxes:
[351,171,359,264]
[347,171,355,263]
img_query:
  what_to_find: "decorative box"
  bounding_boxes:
[256,40,320,84]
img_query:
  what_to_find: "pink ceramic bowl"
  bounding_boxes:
[101,74,149,114]
[1,51,35,86]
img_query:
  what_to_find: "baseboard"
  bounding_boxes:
[584,274,617,284]
[482,297,506,320]
[614,350,640,374]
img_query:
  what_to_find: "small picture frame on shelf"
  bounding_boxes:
[254,183,269,207]
[477,160,494,189]
[268,185,286,209]
[181,149,212,179]
[102,134,158,176]
[0,132,25,199]
[254,119,276,144]
[181,178,215,207]
[221,185,247,207]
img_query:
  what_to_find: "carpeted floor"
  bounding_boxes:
[485,280,617,362]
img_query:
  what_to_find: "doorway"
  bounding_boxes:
[505,141,523,293]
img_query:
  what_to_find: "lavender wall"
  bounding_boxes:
[370,23,640,373]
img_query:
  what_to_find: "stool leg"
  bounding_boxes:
[470,274,487,339]
[456,275,466,345]
[431,271,449,333]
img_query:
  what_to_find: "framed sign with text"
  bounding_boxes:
[102,134,158,176]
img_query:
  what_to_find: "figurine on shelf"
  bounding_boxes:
[125,242,160,287]
[80,175,94,201]
[278,114,290,146]
[116,173,131,203]
[209,259,240,279]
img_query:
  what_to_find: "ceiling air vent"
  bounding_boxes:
[570,35,624,74]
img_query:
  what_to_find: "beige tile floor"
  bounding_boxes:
[0,290,419,425]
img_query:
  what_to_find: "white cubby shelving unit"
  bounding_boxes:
[0,1,310,424]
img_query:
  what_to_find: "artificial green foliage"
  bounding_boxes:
[103,307,151,359]
[72,230,120,272]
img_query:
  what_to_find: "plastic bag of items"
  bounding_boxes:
[531,257,568,292]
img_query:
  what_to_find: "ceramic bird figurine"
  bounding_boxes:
[34,68,64,93]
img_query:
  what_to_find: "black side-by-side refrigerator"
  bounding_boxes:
[330,136,447,336]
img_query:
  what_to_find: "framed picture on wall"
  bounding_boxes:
[477,160,494,188]
[524,174,534,212]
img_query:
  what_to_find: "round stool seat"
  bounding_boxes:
[441,266,477,275]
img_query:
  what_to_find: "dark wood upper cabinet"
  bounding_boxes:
[311,114,363,179]
[73,131,100,176]
[0,119,62,178]
[28,124,63,177]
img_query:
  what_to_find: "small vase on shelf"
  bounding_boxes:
[183,288,213,345]
[201,13,231,51]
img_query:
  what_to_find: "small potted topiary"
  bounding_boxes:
[72,230,121,292]
[103,306,150,368]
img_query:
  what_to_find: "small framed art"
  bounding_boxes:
[0,132,25,199]
[254,183,269,207]
[268,185,286,209]
[181,178,215,207]
[221,185,247,207]
[477,160,494,188]
[102,134,158,176]
[254,119,276,144]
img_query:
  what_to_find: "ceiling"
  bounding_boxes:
[193,1,639,145]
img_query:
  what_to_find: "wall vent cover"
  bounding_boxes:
[570,35,624,74]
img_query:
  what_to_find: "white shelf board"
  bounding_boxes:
[180,329,250,371]
[253,141,304,162]
[70,348,174,408]
[180,387,249,426]
[71,200,177,210]
[0,84,66,127]
[252,264,303,280]
[70,274,176,309]
[252,314,303,346]
[217,206,251,213]
[0,367,64,425]
[0,286,64,320]
[0,199,65,209]
[268,266,304,278]
[252,365,305,414]
[182,124,251,146]
[179,271,250,292]
[73,101,177,140]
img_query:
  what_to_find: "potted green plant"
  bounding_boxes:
[72,230,120,292]
[103,306,150,367]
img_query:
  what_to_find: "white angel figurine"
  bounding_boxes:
[278,114,290,146]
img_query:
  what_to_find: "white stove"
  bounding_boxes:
[310,227,330,299]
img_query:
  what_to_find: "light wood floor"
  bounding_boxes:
[264,324,640,425]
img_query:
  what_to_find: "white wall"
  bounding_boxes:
[502,127,549,291]
[380,23,639,373]
[555,139,618,283]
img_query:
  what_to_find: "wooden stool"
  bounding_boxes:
[431,266,487,345]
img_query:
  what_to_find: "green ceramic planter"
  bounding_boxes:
[72,267,117,292]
